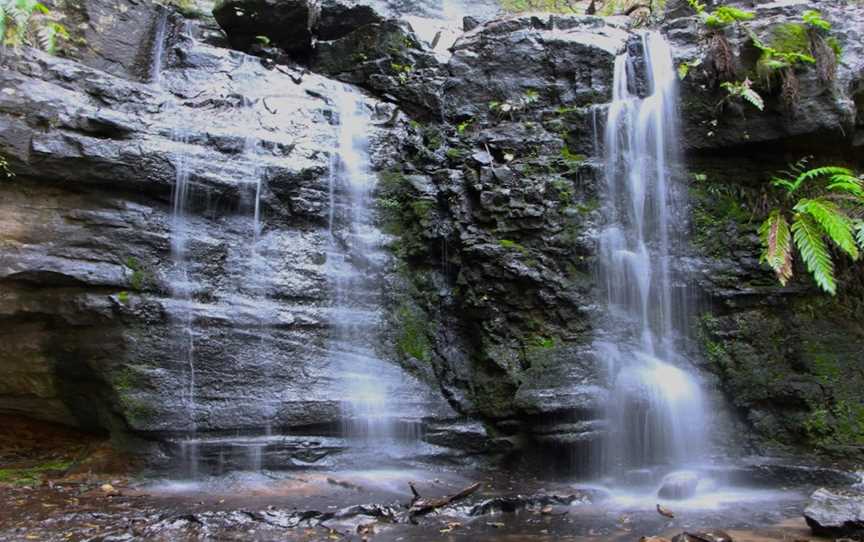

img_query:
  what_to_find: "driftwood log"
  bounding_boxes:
[405,482,482,521]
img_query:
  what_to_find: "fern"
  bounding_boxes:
[794,198,859,260]
[763,162,864,294]
[792,213,836,295]
[36,20,66,53]
[772,166,854,195]
[760,210,793,285]
[721,79,764,111]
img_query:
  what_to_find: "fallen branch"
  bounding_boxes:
[406,482,482,519]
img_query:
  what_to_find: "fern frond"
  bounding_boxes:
[778,156,811,180]
[0,6,6,42]
[11,6,29,32]
[760,210,793,285]
[790,166,854,194]
[794,198,859,260]
[36,22,54,52]
[741,87,764,111]
[825,173,864,198]
[35,21,65,52]
[855,220,864,249]
[854,220,864,250]
[748,30,774,55]
[771,176,796,193]
[792,213,836,295]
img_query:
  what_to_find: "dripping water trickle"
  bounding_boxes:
[170,131,198,477]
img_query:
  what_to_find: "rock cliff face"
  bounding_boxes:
[1,0,863,468]
[667,0,864,456]
[0,0,459,467]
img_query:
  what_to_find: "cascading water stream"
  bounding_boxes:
[162,33,278,478]
[598,32,706,483]
[149,8,169,85]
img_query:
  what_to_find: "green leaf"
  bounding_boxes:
[687,0,706,15]
[794,198,859,260]
[770,176,796,193]
[759,210,793,286]
[792,213,836,295]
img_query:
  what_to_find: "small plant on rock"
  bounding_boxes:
[760,160,864,295]
[489,89,540,119]
[719,78,764,112]
[802,9,841,85]
[687,0,755,84]
[749,28,815,113]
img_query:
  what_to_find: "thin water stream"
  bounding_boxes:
[327,86,424,450]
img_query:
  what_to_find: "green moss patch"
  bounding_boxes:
[0,459,74,486]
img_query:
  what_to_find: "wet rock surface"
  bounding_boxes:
[804,488,864,539]
[658,471,701,500]
[0,0,462,461]
[668,1,864,456]
[2,0,864,488]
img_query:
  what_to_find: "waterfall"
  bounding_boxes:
[327,86,422,450]
[169,124,199,477]
[149,8,169,85]
[598,32,706,480]
[164,41,276,478]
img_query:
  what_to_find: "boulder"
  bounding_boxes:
[668,2,864,151]
[444,15,630,120]
[213,0,320,57]
[317,0,385,40]
[804,488,864,539]
[671,531,734,542]
[658,471,701,500]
